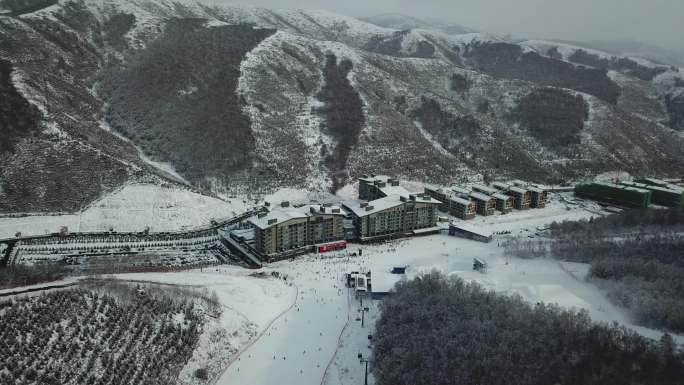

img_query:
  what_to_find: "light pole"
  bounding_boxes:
[357,353,372,385]
[358,306,370,328]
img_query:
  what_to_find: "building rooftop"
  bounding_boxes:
[591,181,651,194]
[620,181,683,194]
[450,196,472,206]
[527,186,545,194]
[358,175,391,183]
[231,228,255,241]
[449,221,493,238]
[492,193,513,201]
[427,188,472,205]
[379,185,412,197]
[640,177,669,187]
[508,186,529,194]
[250,204,347,230]
[492,182,511,190]
[250,209,307,230]
[469,192,494,202]
[511,180,528,187]
[343,194,441,217]
[472,184,498,195]
[450,187,471,198]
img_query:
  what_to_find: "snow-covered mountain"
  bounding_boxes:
[1,0,684,212]
[359,13,474,35]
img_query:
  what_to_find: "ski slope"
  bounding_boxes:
[215,256,353,385]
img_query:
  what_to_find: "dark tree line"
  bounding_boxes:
[316,53,365,191]
[0,60,42,155]
[450,73,471,93]
[664,93,684,131]
[102,13,136,51]
[0,264,66,290]
[463,42,621,104]
[0,0,56,15]
[100,20,275,182]
[548,208,684,332]
[514,87,588,149]
[374,272,684,385]
[568,49,668,82]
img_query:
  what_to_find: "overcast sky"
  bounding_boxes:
[219,0,684,52]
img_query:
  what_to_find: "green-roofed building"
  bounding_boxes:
[620,181,684,208]
[574,182,652,208]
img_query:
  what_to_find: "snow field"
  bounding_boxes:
[0,214,80,240]
[112,269,295,329]
[261,188,339,206]
[0,183,252,239]
[109,268,297,384]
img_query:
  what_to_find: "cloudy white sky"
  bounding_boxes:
[216,0,684,52]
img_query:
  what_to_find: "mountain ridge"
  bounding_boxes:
[1,0,683,212]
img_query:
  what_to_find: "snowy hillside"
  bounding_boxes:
[360,13,474,35]
[0,183,252,238]
[1,0,684,213]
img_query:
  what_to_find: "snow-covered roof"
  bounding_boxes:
[593,181,651,194]
[250,209,308,230]
[425,186,449,195]
[342,196,401,217]
[343,195,440,217]
[449,221,493,238]
[472,184,498,195]
[231,228,255,241]
[358,175,391,183]
[492,193,513,201]
[492,182,511,191]
[469,192,494,202]
[639,179,684,192]
[511,180,528,187]
[379,185,412,197]
[372,270,405,293]
[450,196,472,206]
[250,204,346,230]
[452,186,472,196]
[412,226,443,234]
[429,188,472,205]
[641,177,668,187]
[508,186,529,195]
[621,181,682,194]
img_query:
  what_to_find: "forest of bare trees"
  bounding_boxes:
[505,207,684,332]
[0,264,66,290]
[374,272,684,385]
[0,279,218,385]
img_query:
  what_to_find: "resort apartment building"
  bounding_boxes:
[343,194,441,241]
[251,203,347,258]
[423,187,476,220]
[358,175,411,201]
